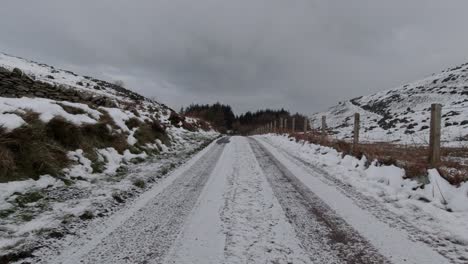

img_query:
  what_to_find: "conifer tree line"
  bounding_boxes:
[181,103,307,134]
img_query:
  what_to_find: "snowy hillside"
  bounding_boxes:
[0,52,218,261]
[311,63,468,145]
[0,52,147,102]
[0,52,215,139]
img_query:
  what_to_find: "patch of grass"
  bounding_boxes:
[18,212,34,222]
[130,157,145,164]
[46,117,83,149]
[112,192,125,203]
[0,143,15,179]
[143,147,160,156]
[0,114,69,182]
[84,150,106,174]
[0,208,16,218]
[110,166,128,181]
[159,162,178,177]
[0,247,34,264]
[35,228,65,239]
[131,109,141,117]
[60,214,75,224]
[56,103,87,115]
[0,111,131,182]
[90,159,106,174]
[132,178,146,188]
[128,145,144,155]
[439,165,468,186]
[134,119,170,146]
[116,165,128,174]
[168,111,183,126]
[159,166,170,176]
[15,191,44,207]
[79,210,94,220]
[125,117,141,130]
[57,176,73,186]
[0,107,183,182]
[81,122,129,154]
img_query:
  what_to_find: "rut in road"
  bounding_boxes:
[221,137,311,264]
[165,136,311,264]
[54,139,228,264]
[249,138,391,264]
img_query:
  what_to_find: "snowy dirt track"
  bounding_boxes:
[33,136,453,264]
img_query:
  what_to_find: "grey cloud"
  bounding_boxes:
[1,0,468,114]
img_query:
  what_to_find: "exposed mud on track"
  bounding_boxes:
[249,139,391,264]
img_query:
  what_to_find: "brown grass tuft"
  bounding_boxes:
[134,119,169,146]
[46,117,83,149]
[290,131,468,184]
[0,111,133,182]
[0,117,69,182]
[125,117,142,130]
[0,143,15,177]
[56,103,87,115]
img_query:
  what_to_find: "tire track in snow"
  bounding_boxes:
[164,136,311,264]
[253,137,451,264]
[163,137,235,264]
[220,137,311,264]
[52,138,228,264]
[249,139,390,264]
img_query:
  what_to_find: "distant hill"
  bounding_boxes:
[310,62,468,146]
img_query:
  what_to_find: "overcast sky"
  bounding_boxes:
[1,1,468,115]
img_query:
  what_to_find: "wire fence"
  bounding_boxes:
[251,103,468,184]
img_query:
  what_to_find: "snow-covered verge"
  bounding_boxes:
[310,62,468,146]
[0,81,217,183]
[0,52,220,262]
[0,129,218,262]
[255,134,468,260]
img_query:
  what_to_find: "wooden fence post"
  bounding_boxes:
[429,104,442,167]
[292,118,295,133]
[353,113,360,152]
[321,116,327,139]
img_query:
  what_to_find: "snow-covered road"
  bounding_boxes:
[36,136,452,264]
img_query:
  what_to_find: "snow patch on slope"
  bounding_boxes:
[311,62,468,145]
[0,97,101,130]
